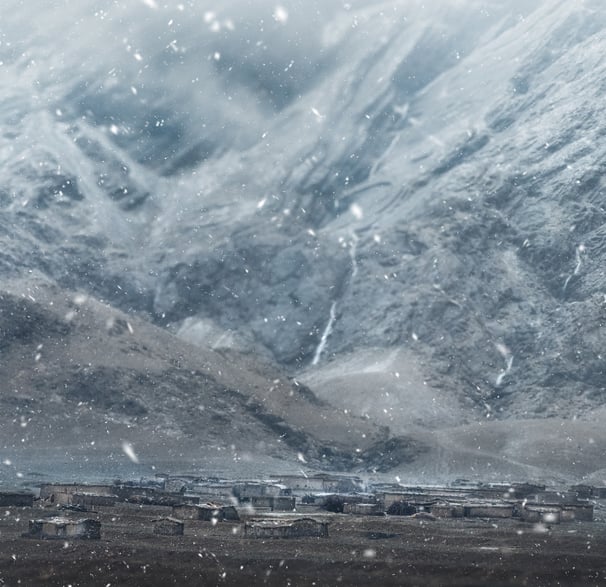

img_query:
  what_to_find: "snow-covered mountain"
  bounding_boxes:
[2,0,606,481]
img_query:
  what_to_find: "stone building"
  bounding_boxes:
[172,503,240,522]
[244,518,329,539]
[27,517,101,540]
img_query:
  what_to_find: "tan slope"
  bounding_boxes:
[0,276,423,475]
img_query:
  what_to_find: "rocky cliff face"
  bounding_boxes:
[2,0,606,481]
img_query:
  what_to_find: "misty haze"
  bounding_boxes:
[1,1,606,585]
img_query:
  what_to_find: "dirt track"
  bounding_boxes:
[1,503,606,586]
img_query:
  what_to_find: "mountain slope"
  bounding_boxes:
[0,277,426,482]
[1,0,606,481]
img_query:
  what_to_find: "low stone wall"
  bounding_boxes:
[244,518,329,539]
[153,517,184,536]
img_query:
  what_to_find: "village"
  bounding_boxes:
[1,473,605,585]
[0,472,602,539]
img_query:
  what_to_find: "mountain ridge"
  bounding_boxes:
[2,0,606,481]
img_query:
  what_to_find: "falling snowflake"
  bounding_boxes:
[122,442,140,464]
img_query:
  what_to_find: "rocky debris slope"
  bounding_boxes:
[0,278,424,476]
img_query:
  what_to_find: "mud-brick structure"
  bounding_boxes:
[221,505,240,521]
[561,504,594,522]
[381,492,431,511]
[172,503,239,522]
[464,503,514,519]
[173,503,219,520]
[0,492,34,507]
[277,474,362,494]
[232,482,286,501]
[251,495,297,511]
[244,518,329,539]
[272,496,296,511]
[39,484,114,505]
[27,517,101,540]
[521,506,561,524]
[343,502,384,516]
[153,517,185,536]
[569,484,606,499]
[429,503,465,518]
[71,493,117,508]
[250,496,273,509]
[525,492,594,522]
[386,501,419,516]
[570,484,594,499]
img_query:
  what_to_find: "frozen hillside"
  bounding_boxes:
[2,0,606,480]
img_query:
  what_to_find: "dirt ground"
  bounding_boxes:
[1,503,606,586]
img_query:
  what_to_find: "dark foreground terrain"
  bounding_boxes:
[1,504,606,586]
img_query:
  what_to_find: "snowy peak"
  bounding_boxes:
[2,0,606,475]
